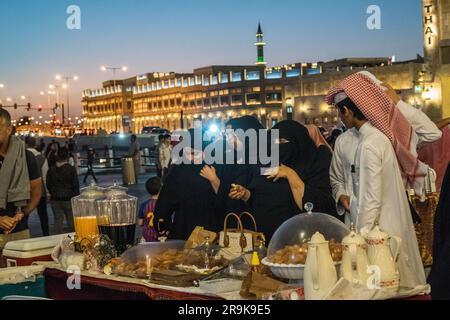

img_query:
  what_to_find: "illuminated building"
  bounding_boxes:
[82,19,448,134]
[82,77,135,133]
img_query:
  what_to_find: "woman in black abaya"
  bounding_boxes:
[154,129,220,240]
[200,116,265,218]
[230,120,337,241]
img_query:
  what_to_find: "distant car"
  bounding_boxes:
[151,128,170,135]
[142,126,160,134]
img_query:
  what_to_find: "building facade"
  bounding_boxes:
[283,58,429,126]
[82,17,448,134]
[82,77,135,134]
[131,65,288,132]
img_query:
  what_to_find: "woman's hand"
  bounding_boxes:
[267,165,294,182]
[200,165,218,182]
[229,184,251,202]
[200,165,220,194]
[268,165,306,211]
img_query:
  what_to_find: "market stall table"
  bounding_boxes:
[44,266,235,300]
[42,265,430,301]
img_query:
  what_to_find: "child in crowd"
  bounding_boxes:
[138,177,162,242]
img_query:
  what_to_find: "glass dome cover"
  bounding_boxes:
[106,181,129,199]
[79,182,106,199]
[267,203,349,265]
[178,236,229,275]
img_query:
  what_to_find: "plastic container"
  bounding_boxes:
[0,266,46,299]
[2,234,74,267]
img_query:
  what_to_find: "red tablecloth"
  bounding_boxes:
[44,268,223,300]
[44,268,431,301]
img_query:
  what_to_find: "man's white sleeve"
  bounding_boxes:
[397,100,442,144]
[357,144,383,231]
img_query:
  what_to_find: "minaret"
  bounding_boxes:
[255,22,267,66]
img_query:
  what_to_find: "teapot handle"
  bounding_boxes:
[349,244,357,267]
[309,246,320,291]
[389,236,402,263]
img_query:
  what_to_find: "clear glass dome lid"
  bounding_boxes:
[106,181,129,199]
[267,203,350,260]
[79,182,106,199]
[178,236,229,273]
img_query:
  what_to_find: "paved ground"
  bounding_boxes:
[28,169,157,241]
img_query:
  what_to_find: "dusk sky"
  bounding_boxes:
[0,0,424,118]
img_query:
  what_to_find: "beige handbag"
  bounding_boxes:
[219,212,264,260]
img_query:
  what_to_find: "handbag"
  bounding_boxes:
[218,212,265,260]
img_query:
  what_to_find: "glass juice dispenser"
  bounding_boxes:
[71,183,106,247]
[96,184,138,254]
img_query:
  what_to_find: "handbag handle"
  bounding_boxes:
[240,211,266,247]
[223,213,245,249]
[240,212,258,232]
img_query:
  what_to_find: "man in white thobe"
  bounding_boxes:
[326,73,427,290]
[354,121,426,289]
[330,74,442,225]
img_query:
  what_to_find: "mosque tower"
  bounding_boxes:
[255,22,267,66]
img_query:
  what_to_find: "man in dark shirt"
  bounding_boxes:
[0,109,42,255]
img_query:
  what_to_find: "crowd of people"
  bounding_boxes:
[1,70,450,297]
[140,71,449,296]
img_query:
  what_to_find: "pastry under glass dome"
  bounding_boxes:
[262,203,350,280]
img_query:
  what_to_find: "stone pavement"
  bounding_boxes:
[28,170,157,241]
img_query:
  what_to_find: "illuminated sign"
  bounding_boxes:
[423,0,438,50]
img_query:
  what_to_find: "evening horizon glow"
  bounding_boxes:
[0,0,423,118]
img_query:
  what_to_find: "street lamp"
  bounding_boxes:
[100,65,128,133]
[0,84,4,88]
[49,83,65,123]
[55,74,78,125]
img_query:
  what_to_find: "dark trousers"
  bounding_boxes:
[37,197,50,236]
[83,164,98,183]
[51,200,74,235]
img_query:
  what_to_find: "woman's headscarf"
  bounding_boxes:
[305,124,332,151]
[225,116,265,165]
[175,128,211,165]
[272,120,320,181]
[226,115,265,132]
